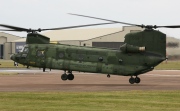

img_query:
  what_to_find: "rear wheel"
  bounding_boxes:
[135,77,141,84]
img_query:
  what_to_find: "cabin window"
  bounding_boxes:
[119,59,123,63]
[98,57,103,62]
[37,50,45,57]
[79,54,83,60]
[59,52,64,58]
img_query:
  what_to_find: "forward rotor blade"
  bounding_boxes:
[69,13,141,27]
[41,22,116,31]
[0,23,116,32]
[0,24,28,31]
[0,29,18,31]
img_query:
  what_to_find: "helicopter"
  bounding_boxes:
[1,15,179,84]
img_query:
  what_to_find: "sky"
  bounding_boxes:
[1,0,180,38]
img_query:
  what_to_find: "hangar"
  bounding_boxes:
[0,32,21,59]
[43,26,143,47]
[0,26,180,60]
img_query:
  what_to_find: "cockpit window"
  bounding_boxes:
[23,47,29,53]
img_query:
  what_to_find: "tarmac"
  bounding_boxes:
[0,68,180,92]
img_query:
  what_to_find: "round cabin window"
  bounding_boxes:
[59,53,64,58]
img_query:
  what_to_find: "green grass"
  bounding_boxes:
[0,91,180,111]
[0,72,18,75]
[0,60,25,68]
[155,61,180,70]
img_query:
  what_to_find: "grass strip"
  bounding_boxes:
[0,72,18,75]
[155,61,180,70]
[0,91,180,111]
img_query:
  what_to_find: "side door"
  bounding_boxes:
[36,49,46,67]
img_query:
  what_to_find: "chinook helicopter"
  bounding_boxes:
[1,15,179,84]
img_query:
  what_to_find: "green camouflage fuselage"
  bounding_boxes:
[11,30,166,76]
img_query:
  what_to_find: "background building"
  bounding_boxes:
[43,26,143,48]
[166,37,180,60]
[1,26,180,60]
[0,32,21,59]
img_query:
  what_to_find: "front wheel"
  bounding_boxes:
[61,74,68,81]
[68,74,74,80]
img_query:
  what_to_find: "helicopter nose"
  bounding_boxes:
[10,54,15,60]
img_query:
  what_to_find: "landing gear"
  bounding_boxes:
[129,77,135,84]
[61,73,68,80]
[129,76,141,84]
[135,77,140,83]
[107,74,110,78]
[68,73,74,80]
[43,67,46,72]
[61,70,74,81]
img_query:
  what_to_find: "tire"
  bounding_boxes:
[61,74,68,80]
[135,77,141,83]
[68,74,74,80]
[129,77,135,84]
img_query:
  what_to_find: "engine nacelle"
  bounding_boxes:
[120,43,145,53]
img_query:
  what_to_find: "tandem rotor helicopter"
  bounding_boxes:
[1,13,179,84]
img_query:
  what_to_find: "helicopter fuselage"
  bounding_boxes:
[11,43,164,76]
[10,30,166,84]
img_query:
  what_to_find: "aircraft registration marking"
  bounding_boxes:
[29,61,36,64]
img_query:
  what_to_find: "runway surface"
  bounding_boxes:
[0,68,180,91]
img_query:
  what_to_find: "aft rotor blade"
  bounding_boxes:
[69,13,142,27]
[69,13,180,29]
[41,22,116,31]
[156,25,180,28]
[0,24,28,31]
